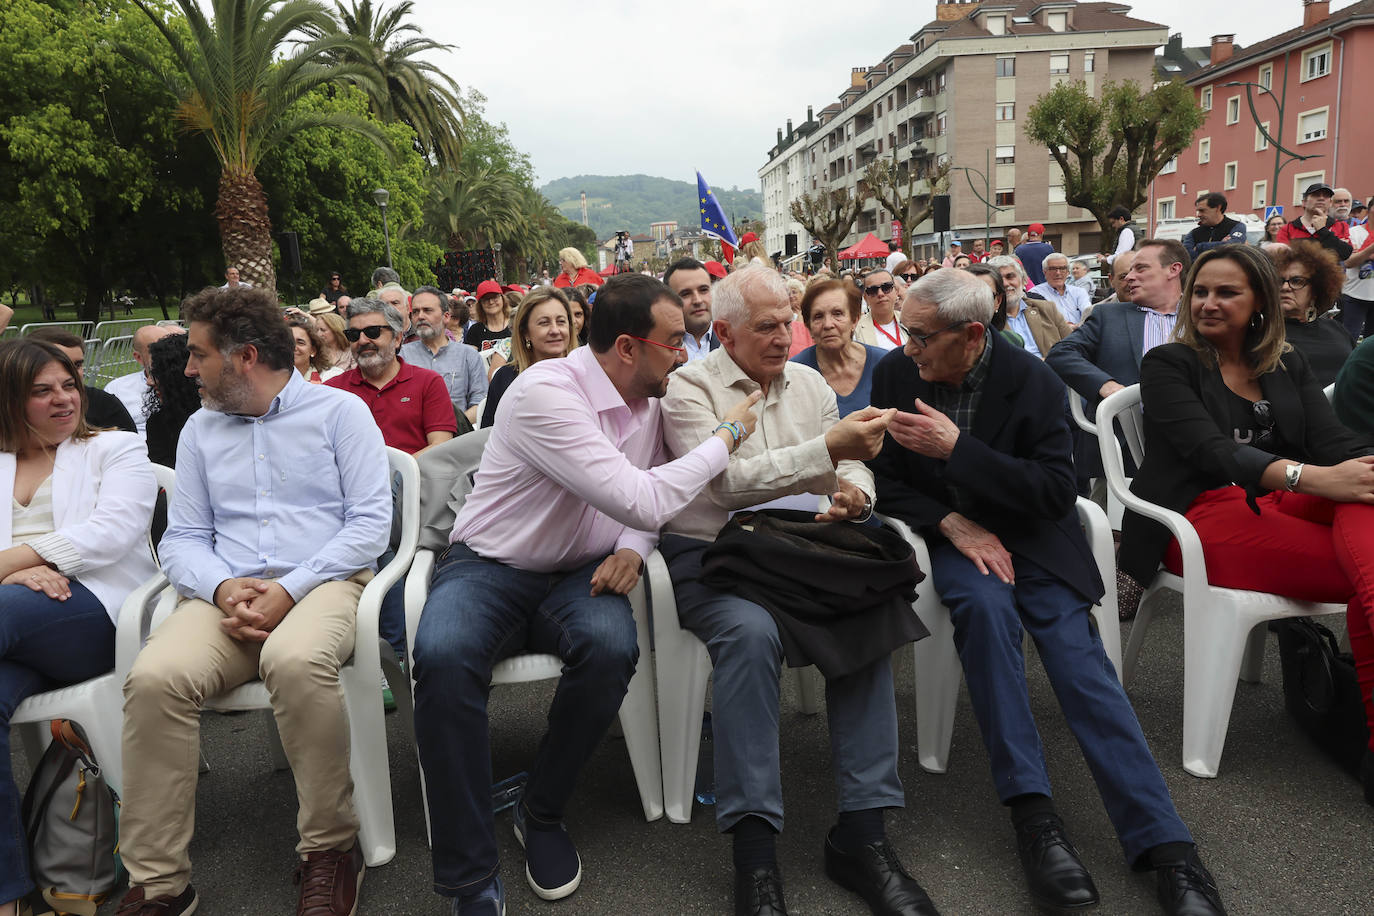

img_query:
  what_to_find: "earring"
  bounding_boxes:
[1250,311,1265,328]
[525,340,532,349]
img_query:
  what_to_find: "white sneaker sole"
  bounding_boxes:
[514,819,582,900]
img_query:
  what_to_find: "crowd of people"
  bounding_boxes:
[2,179,1374,916]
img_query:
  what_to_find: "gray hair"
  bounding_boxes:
[905,267,994,325]
[1042,251,1069,273]
[712,261,790,329]
[345,296,405,336]
[370,266,400,288]
[412,285,450,312]
[986,254,1028,283]
[379,281,410,297]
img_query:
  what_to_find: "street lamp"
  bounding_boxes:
[951,149,1007,249]
[372,187,393,268]
[1222,56,1320,213]
[493,243,503,283]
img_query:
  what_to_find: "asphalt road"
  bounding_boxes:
[13,596,1368,915]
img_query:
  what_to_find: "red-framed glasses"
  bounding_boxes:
[629,335,686,354]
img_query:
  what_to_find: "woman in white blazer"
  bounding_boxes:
[0,339,157,913]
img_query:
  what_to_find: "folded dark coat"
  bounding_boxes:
[700,509,928,678]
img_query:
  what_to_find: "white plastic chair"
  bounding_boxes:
[12,463,176,794]
[1097,385,1345,778]
[880,498,1122,775]
[400,430,664,841]
[119,448,419,866]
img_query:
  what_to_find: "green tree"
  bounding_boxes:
[789,187,868,269]
[323,0,464,170]
[1026,79,1205,255]
[257,85,440,298]
[863,157,952,260]
[130,0,392,292]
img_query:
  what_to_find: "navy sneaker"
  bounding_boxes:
[513,801,582,900]
[452,876,504,915]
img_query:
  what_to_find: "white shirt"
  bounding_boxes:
[683,329,715,362]
[1029,282,1091,325]
[104,370,150,439]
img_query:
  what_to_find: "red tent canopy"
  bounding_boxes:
[598,264,617,277]
[838,232,890,260]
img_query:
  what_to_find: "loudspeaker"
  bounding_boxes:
[279,231,302,276]
[932,195,951,233]
[784,233,798,257]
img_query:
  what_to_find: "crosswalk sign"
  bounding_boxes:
[1265,205,1284,220]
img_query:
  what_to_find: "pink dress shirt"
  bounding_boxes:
[451,346,730,572]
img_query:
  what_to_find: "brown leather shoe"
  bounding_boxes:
[295,842,365,916]
[115,885,199,915]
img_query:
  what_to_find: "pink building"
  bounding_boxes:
[1150,0,1374,232]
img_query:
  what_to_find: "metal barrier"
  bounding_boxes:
[83,338,102,378]
[91,335,137,387]
[94,318,152,340]
[20,321,94,338]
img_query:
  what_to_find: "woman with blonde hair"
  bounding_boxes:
[481,287,575,427]
[553,247,603,288]
[784,276,812,356]
[314,311,354,370]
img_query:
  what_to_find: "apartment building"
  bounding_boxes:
[759,0,1167,259]
[1149,0,1374,232]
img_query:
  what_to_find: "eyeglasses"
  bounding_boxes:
[1279,275,1311,289]
[1253,399,1275,446]
[344,325,388,342]
[903,319,970,348]
[863,281,895,296]
[899,273,920,282]
[628,334,686,354]
[1045,265,1070,273]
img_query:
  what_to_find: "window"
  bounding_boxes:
[996,57,1016,77]
[1252,180,1267,209]
[1256,122,1270,151]
[936,113,947,135]
[1198,137,1210,164]
[1050,54,1070,74]
[987,14,1006,35]
[1084,51,1095,73]
[1047,11,1067,32]
[995,145,1015,164]
[1226,97,1240,125]
[877,139,883,153]
[1293,171,1325,205]
[995,103,1015,121]
[1302,43,1332,81]
[937,70,947,91]
[1049,185,1067,204]
[1158,198,1176,221]
[1259,64,1273,89]
[1200,87,1212,110]
[1298,107,1329,143]
[1159,156,1178,175]
[1224,162,1238,190]
[847,156,853,174]
[995,190,1016,206]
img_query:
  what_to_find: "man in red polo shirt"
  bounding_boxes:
[327,296,457,454]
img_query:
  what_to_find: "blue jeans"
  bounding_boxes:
[662,534,905,834]
[1340,294,1374,341]
[928,541,1190,865]
[0,581,113,903]
[411,543,638,897]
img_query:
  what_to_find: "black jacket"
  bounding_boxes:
[1119,342,1374,584]
[85,386,136,433]
[867,333,1103,603]
[699,509,928,678]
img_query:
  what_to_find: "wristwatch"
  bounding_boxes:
[1284,463,1305,492]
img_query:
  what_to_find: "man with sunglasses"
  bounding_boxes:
[327,297,456,455]
[854,268,909,351]
[869,269,1224,916]
[412,274,761,915]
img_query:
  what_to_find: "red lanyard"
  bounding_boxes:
[874,320,903,347]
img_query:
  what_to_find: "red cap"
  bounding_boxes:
[703,260,727,279]
[1028,223,1046,235]
[739,231,759,246]
[474,280,503,299]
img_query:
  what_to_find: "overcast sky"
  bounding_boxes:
[405,0,1354,191]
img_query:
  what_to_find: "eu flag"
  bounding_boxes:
[697,171,739,262]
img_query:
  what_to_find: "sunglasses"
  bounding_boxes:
[900,273,920,282]
[344,325,388,342]
[863,281,895,296]
[1253,399,1275,446]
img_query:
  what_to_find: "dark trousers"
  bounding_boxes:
[411,543,638,897]
[1339,294,1374,341]
[928,542,1190,865]
[0,582,113,902]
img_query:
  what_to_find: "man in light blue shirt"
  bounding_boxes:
[1030,252,1092,325]
[118,285,390,916]
[400,285,488,422]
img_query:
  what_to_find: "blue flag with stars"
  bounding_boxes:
[697,171,738,255]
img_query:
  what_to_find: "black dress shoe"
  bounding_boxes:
[823,829,940,916]
[1361,751,1374,807]
[734,866,787,916]
[1015,815,1100,910]
[1155,850,1227,916]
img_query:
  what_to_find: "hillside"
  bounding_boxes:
[539,174,762,240]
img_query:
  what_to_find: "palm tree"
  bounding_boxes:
[131,0,390,291]
[325,0,464,170]
[423,164,523,252]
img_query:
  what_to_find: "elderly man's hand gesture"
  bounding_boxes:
[888,399,960,461]
[825,406,897,463]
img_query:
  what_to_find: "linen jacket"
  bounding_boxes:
[854,313,909,349]
[0,431,157,620]
[1013,298,1072,357]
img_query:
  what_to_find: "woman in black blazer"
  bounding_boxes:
[1118,245,1374,805]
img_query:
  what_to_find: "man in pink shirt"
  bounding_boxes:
[411,274,760,915]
